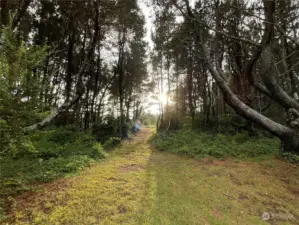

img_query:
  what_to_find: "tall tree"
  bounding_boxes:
[153,0,299,151]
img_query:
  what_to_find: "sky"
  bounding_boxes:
[137,0,197,115]
[138,0,161,115]
[138,0,155,50]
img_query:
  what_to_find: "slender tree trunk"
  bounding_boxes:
[160,55,164,129]
[188,46,195,125]
[166,55,171,108]
[65,32,74,102]
[91,43,101,123]
[180,0,299,151]
[0,0,8,28]
[12,0,31,29]
[40,53,49,109]
[126,98,130,120]
[118,28,126,138]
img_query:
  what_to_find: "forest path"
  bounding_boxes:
[7,129,299,225]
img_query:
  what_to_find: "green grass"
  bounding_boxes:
[141,150,299,225]
[3,130,153,225]
[151,129,280,161]
[0,128,107,195]
[0,127,107,220]
[2,129,299,224]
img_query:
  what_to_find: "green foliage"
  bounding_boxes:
[151,129,280,160]
[0,117,37,157]
[189,113,241,135]
[281,152,299,164]
[92,142,108,159]
[234,132,250,144]
[103,137,121,149]
[48,128,80,144]
[92,115,119,143]
[0,24,48,155]
[0,127,107,196]
[140,113,157,127]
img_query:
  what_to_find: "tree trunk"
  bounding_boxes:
[12,0,31,29]
[65,32,74,102]
[0,0,8,28]
[179,0,299,151]
[90,43,101,123]
[187,45,195,125]
[202,43,299,151]
[117,28,126,138]
[24,3,100,131]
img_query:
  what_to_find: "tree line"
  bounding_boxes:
[0,0,152,153]
[152,0,299,152]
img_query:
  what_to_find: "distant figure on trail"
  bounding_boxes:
[132,120,142,134]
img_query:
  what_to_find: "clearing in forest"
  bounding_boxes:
[3,129,299,225]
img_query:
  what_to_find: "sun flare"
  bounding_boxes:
[158,93,167,105]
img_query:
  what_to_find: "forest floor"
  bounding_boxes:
[2,129,299,225]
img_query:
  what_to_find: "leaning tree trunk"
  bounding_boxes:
[201,42,299,152]
[180,0,299,152]
[24,3,100,131]
[24,89,85,131]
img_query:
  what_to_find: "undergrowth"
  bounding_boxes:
[151,129,280,161]
[0,126,107,219]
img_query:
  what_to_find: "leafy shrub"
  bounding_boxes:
[0,127,107,196]
[92,143,108,159]
[103,137,121,149]
[234,132,250,144]
[281,152,299,164]
[0,25,48,157]
[92,116,119,143]
[12,137,37,158]
[151,129,280,160]
[48,128,78,144]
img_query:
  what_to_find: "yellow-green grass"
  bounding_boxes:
[142,152,299,225]
[3,129,299,225]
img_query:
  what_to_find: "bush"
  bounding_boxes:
[103,137,121,149]
[0,25,48,157]
[48,128,78,144]
[92,143,108,159]
[151,129,280,160]
[234,132,250,144]
[0,127,107,196]
[281,152,299,164]
[92,116,119,143]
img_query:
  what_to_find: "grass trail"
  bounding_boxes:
[3,129,299,225]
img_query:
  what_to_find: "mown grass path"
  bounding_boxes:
[4,129,299,225]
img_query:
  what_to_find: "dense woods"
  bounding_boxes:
[152,0,299,152]
[0,0,154,211]
[1,0,299,155]
[0,0,153,152]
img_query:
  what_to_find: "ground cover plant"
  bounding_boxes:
[0,127,107,219]
[151,129,281,161]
